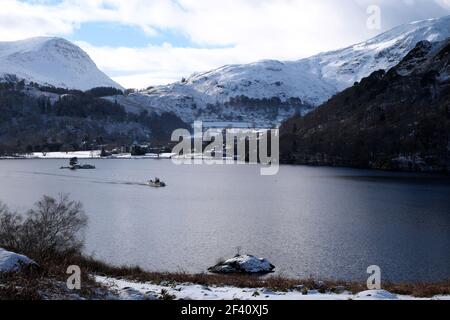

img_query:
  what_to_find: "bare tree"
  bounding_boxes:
[0,195,88,259]
[0,203,23,251]
[21,194,88,258]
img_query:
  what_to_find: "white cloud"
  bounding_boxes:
[1,0,449,88]
[436,0,450,9]
[76,41,250,88]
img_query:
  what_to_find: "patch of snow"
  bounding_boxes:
[96,276,450,301]
[355,290,399,300]
[116,287,158,301]
[21,151,176,160]
[28,151,102,159]
[0,248,37,273]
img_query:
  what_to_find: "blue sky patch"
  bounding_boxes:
[68,22,153,47]
[68,21,230,49]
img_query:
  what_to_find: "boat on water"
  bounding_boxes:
[147,177,167,188]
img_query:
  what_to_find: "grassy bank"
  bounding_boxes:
[2,252,450,300]
[78,254,450,298]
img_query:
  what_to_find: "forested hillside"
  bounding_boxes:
[280,40,450,172]
[0,81,187,154]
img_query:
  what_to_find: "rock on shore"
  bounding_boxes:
[208,255,275,274]
[0,248,37,273]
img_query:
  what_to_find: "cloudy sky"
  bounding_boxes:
[2,0,449,88]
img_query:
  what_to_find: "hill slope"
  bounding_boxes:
[0,37,122,91]
[279,39,450,172]
[0,81,187,154]
[115,16,450,125]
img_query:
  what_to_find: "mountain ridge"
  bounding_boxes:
[0,37,123,91]
[1,16,449,127]
[113,15,450,126]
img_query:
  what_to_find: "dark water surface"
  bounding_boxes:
[1,159,449,282]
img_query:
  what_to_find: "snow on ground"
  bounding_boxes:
[96,276,450,301]
[28,151,102,159]
[0,248,37,273]
[1,247,449,301]
[18,151,176,160]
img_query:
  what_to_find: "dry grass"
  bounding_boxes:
[383,280,450,298]
[0,254,110,300]
[70,254,450,298]
[0,274,42,300]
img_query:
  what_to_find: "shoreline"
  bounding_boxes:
[1,153,449,176]
[0,151,176,160]
[0,152,450,178]
[2,251,450,300]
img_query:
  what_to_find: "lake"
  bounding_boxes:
[0,159,449,282]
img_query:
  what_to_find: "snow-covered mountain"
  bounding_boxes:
[311,15,450,92]
[114,15,450,126]
[0,37,122,91]
[279,38,450,171]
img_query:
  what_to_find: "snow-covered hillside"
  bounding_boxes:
[312,15,450,91]
[0,37,123,91]
[115,15,450,125]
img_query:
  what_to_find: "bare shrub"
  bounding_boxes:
[160,289,176,300]
[0,203,23,251]
[0,194,88,259]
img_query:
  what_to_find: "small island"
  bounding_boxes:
[60,157,96,170]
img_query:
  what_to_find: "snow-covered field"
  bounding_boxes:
[14,151,176,160]
[27,151,102,159]
[6,151,235,160]
[96,276,450,301]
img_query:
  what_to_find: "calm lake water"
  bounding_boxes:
[0,159,449,282]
